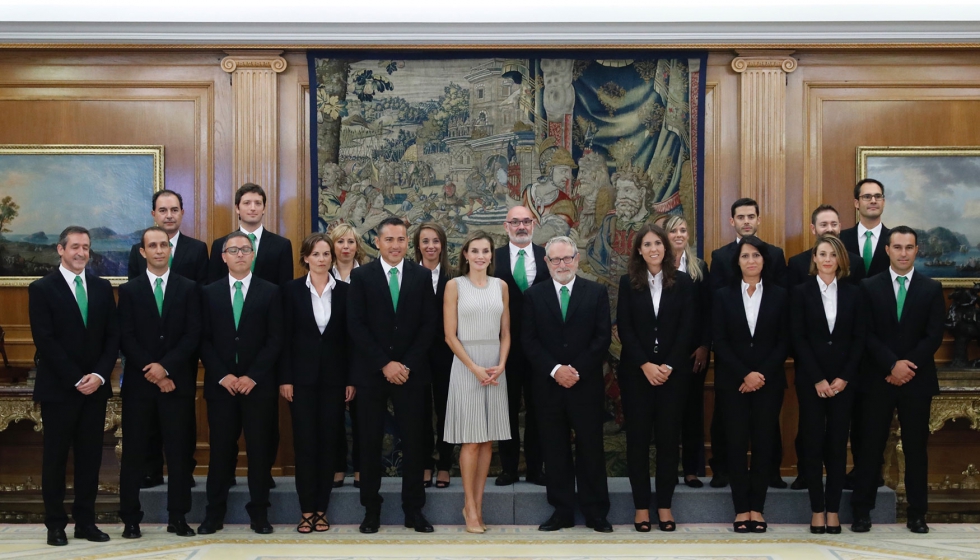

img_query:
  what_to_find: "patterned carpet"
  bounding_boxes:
[0,523,978,559]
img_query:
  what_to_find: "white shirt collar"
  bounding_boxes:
[889,266,914,286]
[168,230,181,250]
[741,279,763,297]
[240,224,264,244]
[857,222,882,239]
[380,258,404,278]
[678,251,688,273]
[510,242,532,259]
[59,264,86,290]
[433,263,441,277]
[229,272,252,291]
[816,275,837,293]
[306,272,336,296]
[147,268,171,291]
[553,276,576,297]
[332,261,358,283]
[647,269,663,287]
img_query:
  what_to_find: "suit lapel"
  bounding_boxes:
[239,281,262,329]
[135,274,164,324]
[564,278,586,322]
[807,280,832,338]
[532,244,549,285]
[171,239,186,272]
[732,285,753,339]
[545,283,564,323]
[497,247,513,283]
[375,261,397,317]
[53,273,86,328]
[897,273,923,327]
[297,281,320,334]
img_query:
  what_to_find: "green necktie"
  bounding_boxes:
[560,285,569,321]
[74,276,88,327]
[514,249,529,292]
[389,267,400,311]
[247,233,257,272]
[233,280,244,329]
[896,276,907,321]
[154,277,164,316]
[863,231,874,273]
[168,241,173,269]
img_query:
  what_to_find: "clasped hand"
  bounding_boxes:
[220,374,257,395]
[382,361,410,385]
[739,371,765,393]
[554,365,579,388]
[886,360,917,386]
[143,362,174,393]
[75,373,103,395]
[471,363,505,386]
[641,362,672,386]
[815,378,847,398]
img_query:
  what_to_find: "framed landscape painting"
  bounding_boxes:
[0,145,164,287]
[858,146,980,288]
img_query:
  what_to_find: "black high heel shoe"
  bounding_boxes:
[751,521,767,533]
[658,520,676,532]
[826,524,841,534]
[633,520,652,532]
[733,520,751,533]
[810,524,826,534]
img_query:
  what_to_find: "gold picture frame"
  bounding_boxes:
[0,144,164,287]
[857,146,980,288]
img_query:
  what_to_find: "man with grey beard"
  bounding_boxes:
[522,236,612,532]
[586,170,651,282]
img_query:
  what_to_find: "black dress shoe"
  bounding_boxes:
[495,471,518,486]
[810,524,826,534]
[122,523,141,539]
[791,476,808,490]
[141,475,165,489]
[359,510,380,534]
[251,520,274,534]
[685,477,704,488]
[709,473,729,488]
[538,513,574,531]
[197,518,224,535]
[587,517,613,533]
[353,479,361,489]
[74,524,110,542]
[267,477,276,489]
[167,518,196,537]
[46,528,67,546]
[826,525,842,534]
[525,472,546,486]
[769,475,788,489]
[907,517,929,534]
[332,478,345,488]
[850,516,872,533]
[405,512,434,533]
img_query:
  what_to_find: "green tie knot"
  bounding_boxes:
[389,267,400,311]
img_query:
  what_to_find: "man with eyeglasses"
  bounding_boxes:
[492,206,551,487]
[523,236,612,532]
[197,231,283,535]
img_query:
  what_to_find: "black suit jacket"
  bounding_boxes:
[28,270,119,402]
[711,283,789,392]
[790,278,867,386]
[860,270,945,395]
[200,276,283,400]
[617,273,696,375]
[493,243,550,377]
[208,229,293,286]
[346,259,437,388]
[430,270,455,372]
[688,259,713,351]
[841,224,891,278]
[522,277,612,403]
[118,273,202,398]
[787,249,864,287]
[709,239,787,292]
[280,277,349,387]
[128,234,209,283]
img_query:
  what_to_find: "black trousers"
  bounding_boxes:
[120,394,195,523]
[143,410,198,480]
[335,398,361,474]
[852,386,932,519]
[536,390,609,520]
[721,383,783,514]
[40,397,108,530]
[290,384,345,513]
[796,383,855,513]
[499,365,543,478]
[204,393,277,522]
[423,354,456,473]
[620,366,688,509]
[708,374,729,477]
[357,381,426,513]
[681,367,707,476]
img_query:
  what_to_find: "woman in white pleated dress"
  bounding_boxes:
[443,231,511,534]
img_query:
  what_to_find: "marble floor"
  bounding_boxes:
[0,523,978,560]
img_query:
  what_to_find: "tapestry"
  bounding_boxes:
[309,52,707,477]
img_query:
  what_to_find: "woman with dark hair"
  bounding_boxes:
[712,235,789,533]
[443,231,511,533]
[664,215,712,488]
[617,224,696,532]
[413,222,456,488]
[791,235,866,534]
[279,233,353,533]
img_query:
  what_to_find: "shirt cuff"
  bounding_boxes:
[164,369,170,377]
[550,364,561,378]
[75,373,106,387]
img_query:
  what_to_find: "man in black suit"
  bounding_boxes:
[197,232,283,535]
[117,227,201,539]
[347,217,437,534]
[127,189,208,490]
[708,197,787,489]
[28,226,119,547]
[492,205,550,486]
[851,226,944,534]
[523,236,613,533]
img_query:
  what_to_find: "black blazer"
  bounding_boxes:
[709,239,788,291]
[687,259,713,351]
[279,277,349,387]
[28,270,119,402]
[346,259,437,388]
[493,243,550,377]
[711,283,789,392]
[841,225,891,278]
[200,276,283,400]
[521,276,612,403]
[787,249,865,287]
[790,278,866,386]
[208,229,293,286]
[617,273,696,375]
[860,270,945,395]
[128,234,209,283]
[431,270,455,372]
[118,273,202,398]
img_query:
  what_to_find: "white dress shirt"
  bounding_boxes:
[510,242,537,285]
[816,275,838,333]
[307,273,335,334]
[147,268,170,295]
[678,251,688,273]
[647,270,663,316]
[58,265,104,386]
[430,264,441,294]
[240,224,264,253]
[168,230,180,255]
[380,258,404,290]
[550,277,576,378]
[741,280,763,337]
[889,266,914,298]
[857,222,883,260]
[228,272,252,302]
[332,261,358,284]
